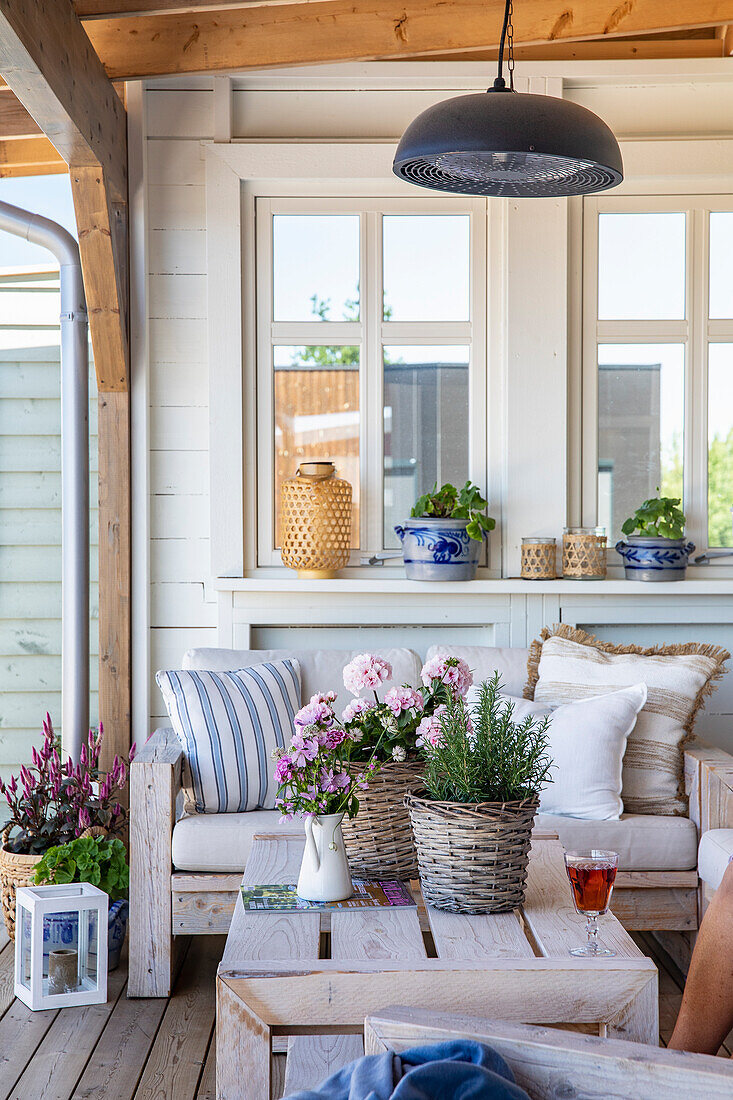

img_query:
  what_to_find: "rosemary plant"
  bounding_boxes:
[421,672,553,805]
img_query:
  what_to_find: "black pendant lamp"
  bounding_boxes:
[393,0,623,198]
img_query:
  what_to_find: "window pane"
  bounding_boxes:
[273,346,359,548]
[709,213,733,319]
[383,345,469,547]
[598,213,686,320]
[272,215,360,322]
[382,215,470,321]
[597,344,684,542]
[708,344,733,547]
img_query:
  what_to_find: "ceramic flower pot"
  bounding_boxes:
[394,517,482,581]
[297,813,353,902]
[615,536,695,582]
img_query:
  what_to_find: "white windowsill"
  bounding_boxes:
[215,573,733,596]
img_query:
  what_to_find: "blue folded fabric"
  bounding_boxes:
[283,1039,532,1100]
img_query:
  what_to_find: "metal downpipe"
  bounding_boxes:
[0,201,89,761]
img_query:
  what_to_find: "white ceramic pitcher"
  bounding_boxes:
[296,813,353,903]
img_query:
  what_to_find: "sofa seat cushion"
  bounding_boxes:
[172,810,302,873]
[535,812,698,871]
[698,829,733,890]
[183,647,421,708]
[172,808,699,874]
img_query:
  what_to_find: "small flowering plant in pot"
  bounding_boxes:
[338,652,474,880]
[0,715,135,939]
[273,693,381,903]
[407,672,553,914]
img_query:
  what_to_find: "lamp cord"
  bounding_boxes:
[494,0,515,91]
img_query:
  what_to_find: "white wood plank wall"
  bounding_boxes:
[0,271,99,786]
[140,69,733,751]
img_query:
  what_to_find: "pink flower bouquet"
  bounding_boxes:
[339,652,473,764]
[274,693,379,820]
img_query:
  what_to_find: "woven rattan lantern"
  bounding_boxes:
[280,462,352,578]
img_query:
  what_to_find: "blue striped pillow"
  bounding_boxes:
[155,660,301,814]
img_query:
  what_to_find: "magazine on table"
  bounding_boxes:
[240,879,416,912]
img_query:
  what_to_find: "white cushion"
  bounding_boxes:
[503,685,647,820]
[698,829,733,890]
[156,661,300,814]
[183,646,421,705]
[172,810,302,872]
[171,805,699,874]
[536,812,698,872]
[426,645,530,698]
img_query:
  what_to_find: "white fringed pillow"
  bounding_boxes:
[501,685,647,820]
[526,626,729,816]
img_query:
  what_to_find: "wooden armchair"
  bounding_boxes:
[127,728,733,998]
[364,1007,733,1099]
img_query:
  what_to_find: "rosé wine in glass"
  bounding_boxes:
[564,849,618,958]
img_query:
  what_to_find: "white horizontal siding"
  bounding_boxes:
[0,332,98,786]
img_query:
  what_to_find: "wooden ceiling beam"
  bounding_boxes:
[0,89,42,139]
[83,0,733,78]
[0,0,129,392]
[427,38,726,62]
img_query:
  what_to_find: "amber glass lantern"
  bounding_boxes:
[280,461,352,578]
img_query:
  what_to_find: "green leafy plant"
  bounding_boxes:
[411,481,496,541]
[420,672,553,804]
[621,492,686,540]
[34,836,129,902]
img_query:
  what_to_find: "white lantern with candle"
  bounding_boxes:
[14,883,107,1010]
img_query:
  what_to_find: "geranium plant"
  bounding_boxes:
[411,481,496,541]
[35,835,129,902]
[340,652,474,764]
[420,672,553,804]
[622,492,686,541]
[273,693,380,820]
[0,715,135,855]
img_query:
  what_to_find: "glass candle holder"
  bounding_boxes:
[562,526,607,580]
[521,537,557,580]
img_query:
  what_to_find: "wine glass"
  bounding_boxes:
[564,849,619,958]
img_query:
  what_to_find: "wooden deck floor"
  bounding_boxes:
[0,926,728,1100]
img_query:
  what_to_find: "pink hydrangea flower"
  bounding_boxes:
[420,655,473,698]
[384,685,425,717]
[416,706,447,748]
[342,697,376,725]
[294,699,334,729]
[343,653,393,696]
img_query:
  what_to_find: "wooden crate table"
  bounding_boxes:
[216,832,658,1099]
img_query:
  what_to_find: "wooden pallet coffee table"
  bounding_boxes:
[216,832,658,1099]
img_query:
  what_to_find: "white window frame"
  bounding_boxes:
[581,193,733,559]
[254,195,488,567]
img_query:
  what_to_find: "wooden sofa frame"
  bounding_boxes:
[128,730,733,998]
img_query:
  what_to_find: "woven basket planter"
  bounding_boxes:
[0,828,43,941]
[341,760,424,880]
[406,792,539,914]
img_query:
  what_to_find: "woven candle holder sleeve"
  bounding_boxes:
[521,537,557,580]
[562,527,607,579]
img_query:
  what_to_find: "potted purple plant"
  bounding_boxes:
[0,715,134,940]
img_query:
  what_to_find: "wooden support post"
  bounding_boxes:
[97,390,131,770]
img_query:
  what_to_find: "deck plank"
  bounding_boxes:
[133,936,223,1100]
[6,966,127,1100]
[70,962,175,1100]
[0,942,16,1021]
[0,999,58,1100]
[194,1037,215,1100]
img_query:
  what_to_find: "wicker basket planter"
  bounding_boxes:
[0,828,43,940]
[406,792,539,914]
[341,760,424,880]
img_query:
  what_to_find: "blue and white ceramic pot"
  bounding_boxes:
[32,897,129,971]
[395,517,482,581]
[615,536,695,582]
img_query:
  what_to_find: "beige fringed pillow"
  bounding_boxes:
[525,626,729,816]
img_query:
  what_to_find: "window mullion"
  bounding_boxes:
[363,208,383,556]
[688,206,709,553]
